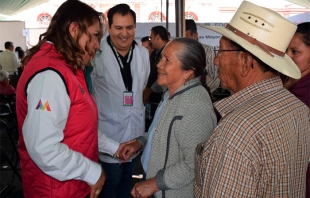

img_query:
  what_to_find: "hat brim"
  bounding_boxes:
[202,25,301,79]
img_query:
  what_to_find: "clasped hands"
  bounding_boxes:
[114,139,160,197]
[90,139,141,197]
[114,139,142,162]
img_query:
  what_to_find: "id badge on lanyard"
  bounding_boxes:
[123,91,133,106]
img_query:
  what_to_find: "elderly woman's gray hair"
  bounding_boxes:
[170,37,210,93]
[0,70,9,82]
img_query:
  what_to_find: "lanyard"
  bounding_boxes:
[108,37,134,91]
[110,41,132,69]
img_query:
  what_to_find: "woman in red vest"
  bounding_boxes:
[16,0,126,197]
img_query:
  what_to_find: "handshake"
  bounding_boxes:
[113,139,143,162]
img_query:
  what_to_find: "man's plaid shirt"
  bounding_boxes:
[194,77,310,198]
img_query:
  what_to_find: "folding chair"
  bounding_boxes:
[0,120,19,164]
[7,189,24,198]
[3,94,16,115]
[0,146,22,198]
[0,104,18,139]
[0,94,8,104]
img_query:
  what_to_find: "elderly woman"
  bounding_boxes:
[118,37,217,198]
[0,70,15,96]
[282,22,310,198]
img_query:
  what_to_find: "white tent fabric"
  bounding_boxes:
[286,0,310,8]
[0,0,308,20]
[0,0,48,16]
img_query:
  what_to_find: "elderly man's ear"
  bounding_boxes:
[240,52,254,77]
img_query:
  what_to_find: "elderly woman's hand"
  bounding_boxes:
[116,139,142,161]
[131,178,159,198]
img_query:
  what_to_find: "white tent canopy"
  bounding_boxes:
[286,0,310,8]
[0,0,309,19]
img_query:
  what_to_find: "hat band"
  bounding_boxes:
[225,24,285,57]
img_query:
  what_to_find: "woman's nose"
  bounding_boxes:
[94,38,100,50]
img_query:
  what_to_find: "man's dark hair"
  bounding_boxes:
[107,4,136,27]
[185,19,197,34]
[151,26,169,42]
[141,36,150,43]
[17,49,25,59]
[4,41,13,49]
[15,46,22,52]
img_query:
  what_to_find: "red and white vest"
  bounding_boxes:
[16,42,98,198]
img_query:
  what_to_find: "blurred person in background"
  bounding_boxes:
[141,36,154,56]
[16,48,25,78]
[0,41,20,88]
[185,19,220,93]
[15,46,22,59]
[0,70,15,96]
[143,26,169,130]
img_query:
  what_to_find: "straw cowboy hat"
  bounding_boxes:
[202,1,301,79]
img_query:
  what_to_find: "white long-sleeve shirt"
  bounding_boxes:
[92,38,150,163]
[0,49,20,75]
[22,70,119,185]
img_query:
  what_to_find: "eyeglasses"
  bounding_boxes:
[214,49,244,57]
[95,49,102,55]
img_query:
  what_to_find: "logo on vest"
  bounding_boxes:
[35,100,51,111]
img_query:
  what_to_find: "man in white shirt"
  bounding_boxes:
[92,4,150,198]
[0,41,20,74]
[0,41,20,88]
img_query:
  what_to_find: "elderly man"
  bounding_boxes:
[0,70,15,96]
[194,1,310,197]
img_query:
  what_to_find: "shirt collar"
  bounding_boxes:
[163,77,201,99]
[106,35,137,50]
[214,76,283,118]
